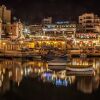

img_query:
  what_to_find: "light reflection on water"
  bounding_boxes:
[0,58,100,94]
[0,59,48,93]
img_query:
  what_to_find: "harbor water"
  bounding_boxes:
[0,57,100,100]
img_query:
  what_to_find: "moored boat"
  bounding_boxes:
[48,58,67,70]
[66,65,94,72]
[48,58,67,66]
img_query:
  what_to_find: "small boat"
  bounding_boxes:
[33,55,42,59]
[42,51,55,60]
[66,71,95,76]
[48,58,67,66]
[58,55,67,60]
[66,65,94,72]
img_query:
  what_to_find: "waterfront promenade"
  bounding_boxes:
[0,50,43,58]
[0,49,100,58]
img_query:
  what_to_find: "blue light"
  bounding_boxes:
[43,73,52,77]
[55,79,68,86]
[63,80,68,86]
[43,72,52,81]
[55,79,62,86]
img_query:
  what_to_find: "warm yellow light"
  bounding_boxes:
[20,41,24,44]
[42,36,44,39]
[54,42,57,44]
[38,62,41,67]
[62,42,65,44]
[46,41,50,44]
[2,42,6,45]
[38,42,41,44]
[29,43,35,48]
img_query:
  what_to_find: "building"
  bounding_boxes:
[11,21,24,39]
[0,5,11,23]
[79,13,100,33]
[2,20,24,39]
[29,24,43,36]
[42,17,52,25]
[43,22,76,38]
[0,18,2,34]
[74,13,100,48]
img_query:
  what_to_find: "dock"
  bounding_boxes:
[0,51,42,58]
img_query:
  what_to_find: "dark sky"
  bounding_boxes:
[0,0,100,24]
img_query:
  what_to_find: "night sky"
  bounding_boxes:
[0,0,100,24]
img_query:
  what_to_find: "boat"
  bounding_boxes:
[66,65,95,73]
[42,51,55,60]
[48,58,67,70]
[80,54,87,58]
[48,58,67,66]
[66,71,95,76]
[58,54,68,60]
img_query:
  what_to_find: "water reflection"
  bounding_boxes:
[0,59,48,93]
[41,71,75,87]
[41,58,100,94]
[76,75,100,94]
[0,58,100,94]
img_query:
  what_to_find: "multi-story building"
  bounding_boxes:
[29,24,43,35]
[43,22,76,39]
[2,20,24,39]
[79,13,100,33]
[42,17,52,25]
[0,5,11,23]
[74,13,100,48]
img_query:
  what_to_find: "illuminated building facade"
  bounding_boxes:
[74,13,100,48]
[2,20,24,39]
[0,5,11,23]
[74,36,98,48]
[43,22,76,38]
[11,21,24,39]
[79,13,100,33]
[29,24,42,35]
